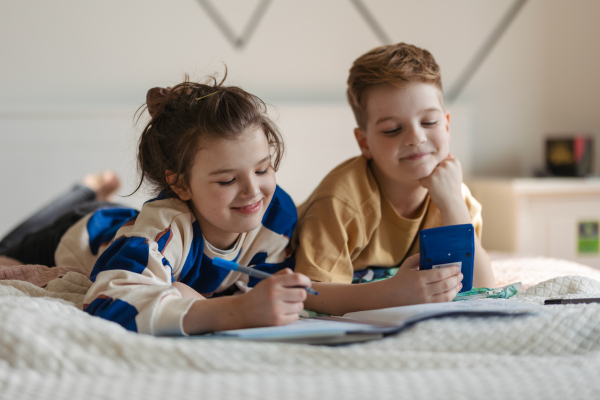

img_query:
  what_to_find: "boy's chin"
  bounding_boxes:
[405,166,437,182]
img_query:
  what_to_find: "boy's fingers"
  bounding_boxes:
[426,274,462,297]
[430,281,462,303]
[402,254,421,270]
[421,265,461,284]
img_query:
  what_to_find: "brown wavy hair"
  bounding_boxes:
[347,42,443,129]
[132,71,284,199]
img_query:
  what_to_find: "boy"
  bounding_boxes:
[292,43,495,316]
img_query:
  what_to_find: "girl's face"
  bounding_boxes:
[173,126,276,249]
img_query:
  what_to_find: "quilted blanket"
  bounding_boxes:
[1,257,600,400]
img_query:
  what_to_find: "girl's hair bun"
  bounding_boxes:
[146,87,170,118]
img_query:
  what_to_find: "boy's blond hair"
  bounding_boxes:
[347,43,442,129]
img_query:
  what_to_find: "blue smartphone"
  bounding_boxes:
[419,224,475,293]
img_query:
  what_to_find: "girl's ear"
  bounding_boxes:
[166,171,192,201]
[354,128,373,160]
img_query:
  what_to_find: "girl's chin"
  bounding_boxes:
[232,215,263,232]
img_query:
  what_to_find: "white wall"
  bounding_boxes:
[0,0,512,105]
[1,0,600,236]
[463,0,600,177]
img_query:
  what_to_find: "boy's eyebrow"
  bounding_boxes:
[209,155,271,175]
[375,116,395,125]
[375,108,443,125]
[421,107,443,114]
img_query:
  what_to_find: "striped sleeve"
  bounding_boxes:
[83,199,198,336]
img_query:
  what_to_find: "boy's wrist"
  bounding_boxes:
[434,194,465,215]
[438,199,472,226]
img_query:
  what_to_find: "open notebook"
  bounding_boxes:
[188,299,542,345]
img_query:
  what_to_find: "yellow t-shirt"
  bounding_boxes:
[292,156,483,283]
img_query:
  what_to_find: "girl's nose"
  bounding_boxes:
[242,175,261,198]
[403,125,427,146]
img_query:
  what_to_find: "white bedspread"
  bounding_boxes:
[2,261,600,399]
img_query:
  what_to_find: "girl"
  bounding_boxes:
[1,74,311,336]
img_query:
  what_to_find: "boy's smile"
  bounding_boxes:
[354,82,450,188]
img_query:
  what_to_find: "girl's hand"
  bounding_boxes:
[240,269,311,327]
[386,254,463,304]
[419,154,464,213]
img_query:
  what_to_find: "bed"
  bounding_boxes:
[1,253,600,400]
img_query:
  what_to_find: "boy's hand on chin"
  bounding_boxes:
[418,154,464,212]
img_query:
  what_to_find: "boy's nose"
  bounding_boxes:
[403,126,427,146]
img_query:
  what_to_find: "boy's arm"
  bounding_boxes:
[435,197,494,288]
[419,156,495,289]
[304,254,463,316]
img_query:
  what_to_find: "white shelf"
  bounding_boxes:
[468,177,600,269]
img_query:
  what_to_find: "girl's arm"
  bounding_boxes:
[83,201,203,336]
[182,269,310,334]
[172,282,206,299]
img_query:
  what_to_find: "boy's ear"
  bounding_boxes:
[354,128,373,160]
[166,171,192,201]
[445,110,451,141]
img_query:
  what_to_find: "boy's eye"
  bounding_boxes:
[256,167,269,175]
[217,178,235,186]
[422,121,438,126]
[382,127,401,135]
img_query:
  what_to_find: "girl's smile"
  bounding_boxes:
[231,199,263,214]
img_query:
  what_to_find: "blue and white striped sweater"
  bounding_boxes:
[55,186,297,336]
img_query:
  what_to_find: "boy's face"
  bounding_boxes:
[355,82,450,187]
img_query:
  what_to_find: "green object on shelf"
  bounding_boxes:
[578,221,599,254]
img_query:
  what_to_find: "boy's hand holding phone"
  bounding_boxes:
[385,254,463,304]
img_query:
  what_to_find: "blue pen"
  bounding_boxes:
[212,257,319,295]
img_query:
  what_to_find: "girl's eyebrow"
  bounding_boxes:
[209,155,271,176]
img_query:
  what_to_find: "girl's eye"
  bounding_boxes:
[422,121,438,126]
[217,178,235,186]
[256,167,269,175]
[382,127,401,135]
